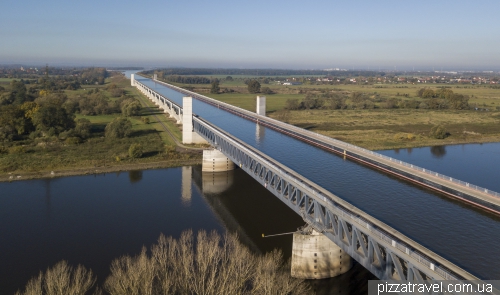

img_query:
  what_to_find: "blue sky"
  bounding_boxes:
[1,0,499,70]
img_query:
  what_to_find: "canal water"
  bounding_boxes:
[1,142,499,294]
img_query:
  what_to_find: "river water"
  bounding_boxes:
[1,142,499,294]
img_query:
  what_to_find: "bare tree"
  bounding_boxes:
[15,261,95,295]
[104,247,155,295]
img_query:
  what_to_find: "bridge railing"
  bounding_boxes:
[148,77,500,200]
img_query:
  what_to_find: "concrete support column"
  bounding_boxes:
[291,229,352,279]
[202,149,235,172]
[153,74,157,81]
[256,96,266,116]
[130,74,135,86]
[182,97,208,144]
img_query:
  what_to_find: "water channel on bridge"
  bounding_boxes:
[138,77,500,280]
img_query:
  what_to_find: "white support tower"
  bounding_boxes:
[182,96,208,144]
[130,74,135,86]
[256,96,266,116]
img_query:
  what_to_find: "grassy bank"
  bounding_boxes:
[273,109,500,150]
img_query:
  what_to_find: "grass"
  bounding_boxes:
[272,109,500,150]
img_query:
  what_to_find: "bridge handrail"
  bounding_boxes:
[145,77,500,200]
[193,116,467,281]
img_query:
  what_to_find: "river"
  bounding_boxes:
[1,142,499,294]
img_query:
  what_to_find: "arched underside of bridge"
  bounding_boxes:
[133,77,478,283]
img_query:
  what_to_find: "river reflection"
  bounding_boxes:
[0,166,372,295]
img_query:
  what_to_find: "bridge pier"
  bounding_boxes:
[182,97,208,144]
[130,74,135,86]
[256,95,266,116]
[291,227,352,279]
[202,149,235,172]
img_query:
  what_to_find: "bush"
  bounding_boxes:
[430,125,449,139]
[129,143,143,158]
[9,146,25,154]
[121,100,141,117]
[74,118,92,139]
[65,137,81,145]
[105,117,132,139]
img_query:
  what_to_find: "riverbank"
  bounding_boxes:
[0,158,202,183]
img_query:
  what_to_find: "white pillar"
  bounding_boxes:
[153,74,158,81]
[256,96,266,116]
[182,97,208,144]
[291,229,352,279]
[130,74,135,86]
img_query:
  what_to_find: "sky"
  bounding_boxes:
[1,0,499,70]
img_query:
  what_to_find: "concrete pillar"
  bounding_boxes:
[202,149,235,172]
[181,166,192,206]
[291,229,352,279]
[182,97,208,144]
[256,96,266,116]
[153,74,158,80]
[130,74,135,86]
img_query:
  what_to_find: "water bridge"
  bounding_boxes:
[131,74,500,286]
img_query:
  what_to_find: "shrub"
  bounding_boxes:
[9,146,25,154]
[430,125,448,139]
[65,137,81,145]
[121,100,141,117]
[129,143,143,158]
[105,117,132,139]
[74,118,92,139]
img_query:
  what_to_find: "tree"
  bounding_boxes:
[247,80,261,93]
[128,143,143,158]
[285,99,300,110]
[32,104,75,135]
[121,100,141,117]
[430,125,448,139]
[260,86,273,94]
[105,117,132,139]
[74,118,92,139]
[210,79,220,94]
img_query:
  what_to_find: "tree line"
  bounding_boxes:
[15,230,310,295]
[284,88,470,111]
[142,68,381,77]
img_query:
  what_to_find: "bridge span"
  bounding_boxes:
[132,74,500,283]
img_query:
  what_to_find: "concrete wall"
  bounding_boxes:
[256,96,266,116]
[291,230,352,279]
[202,149,235,172]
